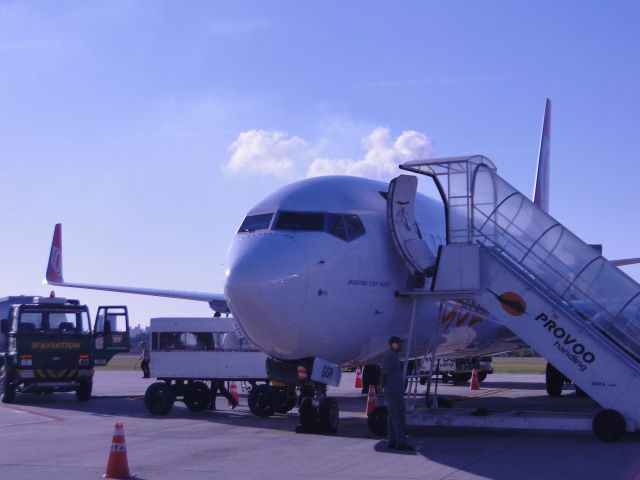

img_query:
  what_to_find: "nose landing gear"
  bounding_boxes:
[296,384,339,434]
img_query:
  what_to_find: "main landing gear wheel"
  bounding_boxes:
[248,384,275,418]
[0,366,15,404]
[75,380,92,402]
[367,405,388,437]
[593,409,626,443]
[144,382,175,415]
[184,381,211,412]
[545,363,565,397]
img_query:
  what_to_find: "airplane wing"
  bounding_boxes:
[611,258,640,267]
[45,224,229,312]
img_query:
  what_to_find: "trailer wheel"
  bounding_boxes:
[367,405,388,437]
[248,384,275,417]
[76,380,92,402]
[0,366,15,404]
[593,409,626,443]
[184,381,211,412]
[145,382,175,415]
[545,363,564,397]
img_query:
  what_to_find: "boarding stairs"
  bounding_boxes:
[387,156,640,439]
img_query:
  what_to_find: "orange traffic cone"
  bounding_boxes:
[355,366,363,389]
[365,385,379,416]
[103,422,133,479]
[228,382,240,406]
[469,368,481,390]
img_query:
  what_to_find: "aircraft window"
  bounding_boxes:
[238,213,273,233]
[326,214,348,241]
[275,212,325,231]
[344,215,365,241]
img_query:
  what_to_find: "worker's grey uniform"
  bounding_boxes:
[381,348,406,446]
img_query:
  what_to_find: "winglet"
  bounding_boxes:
[533,98,551,212]
[46,223,64,283]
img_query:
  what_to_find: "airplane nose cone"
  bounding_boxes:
[225,234,308,343]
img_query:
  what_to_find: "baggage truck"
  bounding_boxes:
[0,295,130,403]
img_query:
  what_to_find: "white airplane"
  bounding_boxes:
[44,99,637,429]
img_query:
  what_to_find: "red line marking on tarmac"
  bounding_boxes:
[0,404,64,427]
[464,387,512,399]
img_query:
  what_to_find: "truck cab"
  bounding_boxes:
[0,296,130,403]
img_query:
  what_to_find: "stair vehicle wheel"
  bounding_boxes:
[75,380,93,402]
[367,405,388,437]
[593,409,626,443]
[184,381,211,412]
[248,383,275,418]
[545,363,564,397]
[319,397,339,433]
[298,396,317,426]
[0,366,16,404]
[144,382,175,415]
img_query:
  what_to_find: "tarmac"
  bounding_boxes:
[0,371,639,480]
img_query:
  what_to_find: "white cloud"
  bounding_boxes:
[226,129,308,178]
[307,128,434,181]
[225,127,434,181]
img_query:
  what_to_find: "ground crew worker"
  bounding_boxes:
[209,380,239,410]
[381,336,414,451]
[140,341,150,378]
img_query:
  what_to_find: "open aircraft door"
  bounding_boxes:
[93,305,130,365]
[387,174,437,288]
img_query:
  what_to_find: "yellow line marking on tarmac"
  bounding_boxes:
[463,387,512,399]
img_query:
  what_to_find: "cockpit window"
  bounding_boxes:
[344,215,365,241]
[273,211,366,242]
[326,214,347,241]
[275,212,325,231]
[238,213,273,233]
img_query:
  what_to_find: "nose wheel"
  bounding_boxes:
[295,384,339,434]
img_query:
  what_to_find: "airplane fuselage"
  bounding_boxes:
[225,175,523,366]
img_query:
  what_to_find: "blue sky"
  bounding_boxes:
[1,1,640,327]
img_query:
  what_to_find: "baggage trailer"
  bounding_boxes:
[144,317,296,417]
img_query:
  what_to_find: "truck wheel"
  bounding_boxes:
[367,405,388,437]
[184,381,211,412]
[144,382,175,415]
[545,363,564,397]
[452,372,472,385]
[478,372,488,382]
[0,366,16,404]
[76,380,93,402]
[248,384,275,417]
[593,409,626,442]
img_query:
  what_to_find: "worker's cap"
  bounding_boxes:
[388,336,404,345]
